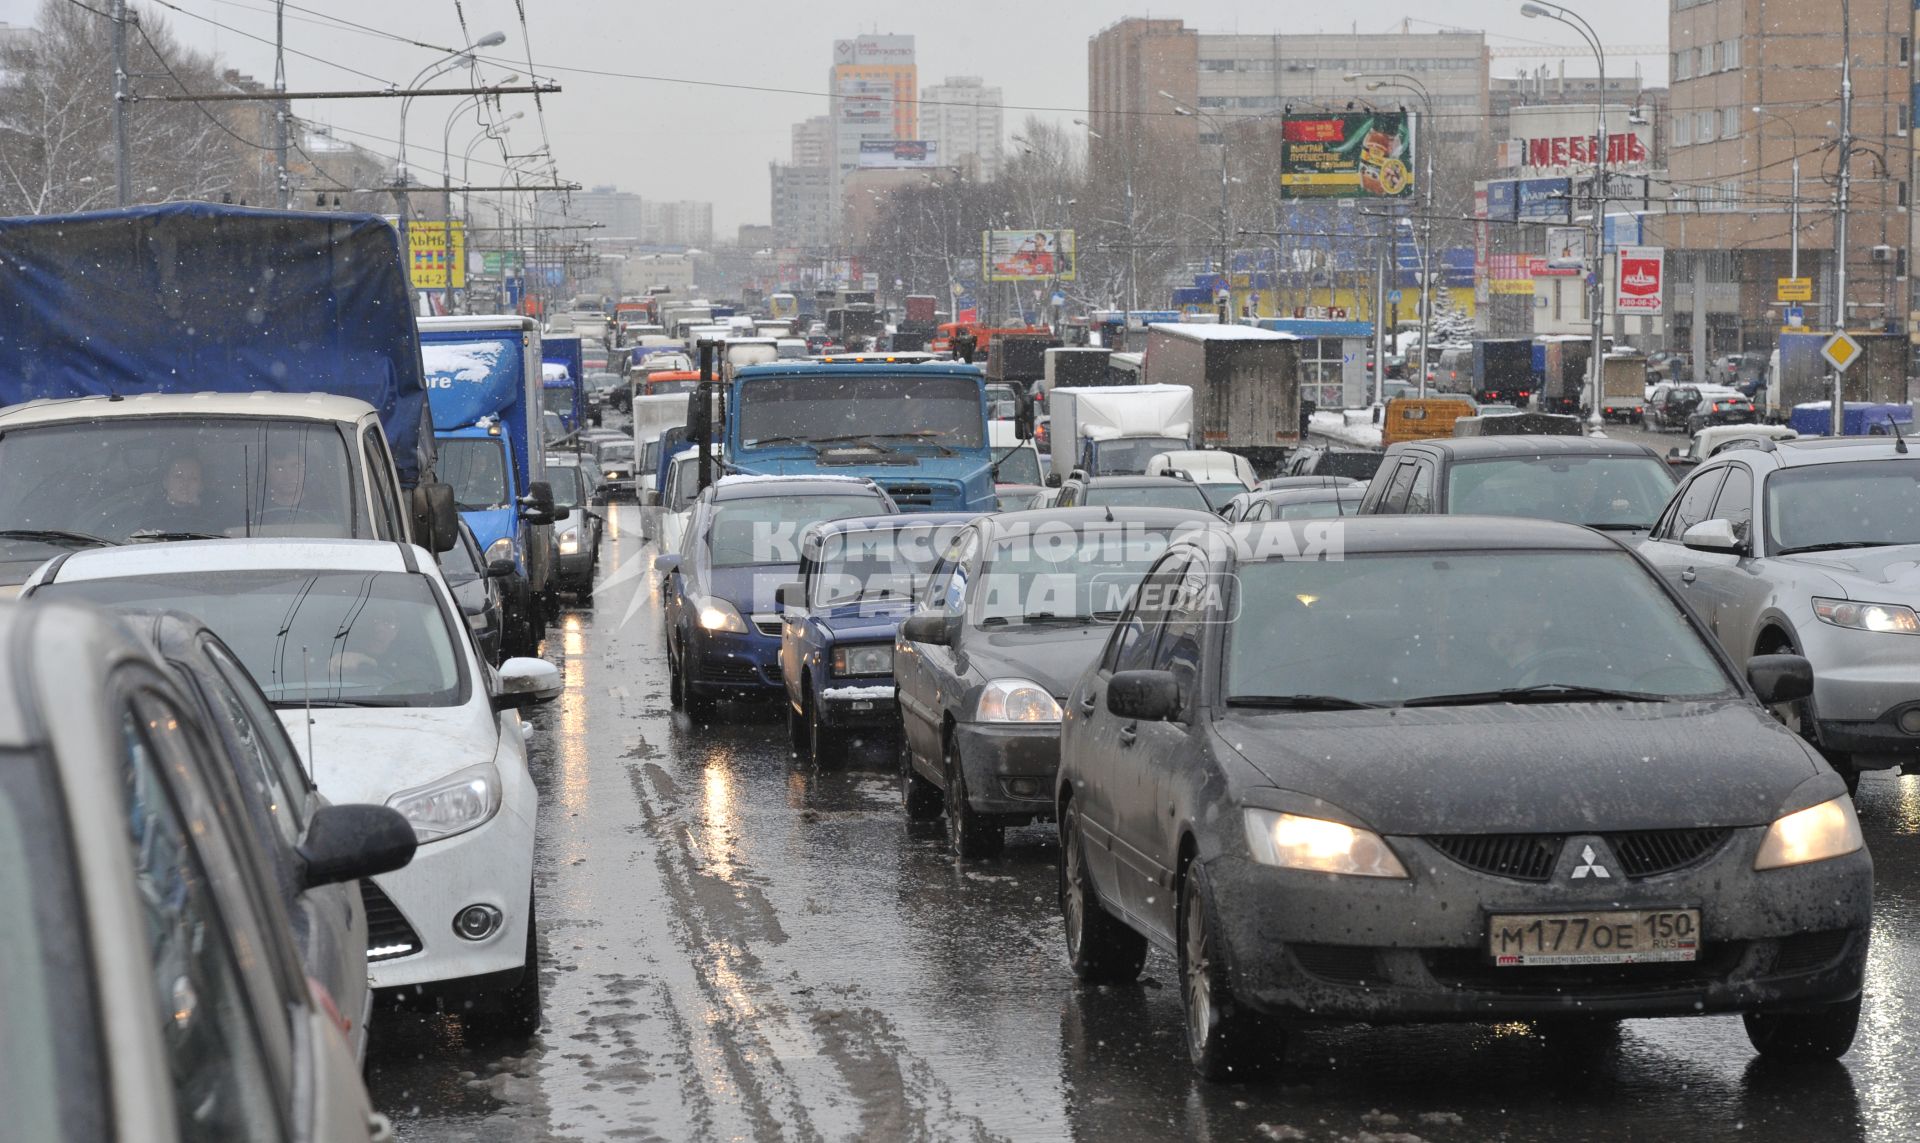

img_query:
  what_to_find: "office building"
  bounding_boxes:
[828,34,918,205]
[920,76,1004,181]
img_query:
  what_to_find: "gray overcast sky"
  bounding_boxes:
[0,0,1667,234]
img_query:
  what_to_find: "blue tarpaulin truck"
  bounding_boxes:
[420,315,557,655]
[0,203,455,589]
[717,362,1002,511]
[542,335,585,437]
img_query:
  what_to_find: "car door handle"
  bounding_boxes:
[1079,693,1097,713]
[1681,568,1697,584]
[1118,724,1138,747]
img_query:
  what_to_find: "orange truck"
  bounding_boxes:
[930,322,1054,355]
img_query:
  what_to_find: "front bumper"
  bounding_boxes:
[1205,833,1871,1022]
[1808,633,1920,761]
[951,721,1060,817]
[815,681,897,727]
[365,796,537,992]
[686,625,783,696]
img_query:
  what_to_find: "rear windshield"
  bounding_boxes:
[707,494,890,568]
[1083,482,1213,513]
[1317,452,1384,482]
[0,417,357,559]
[1446,454,1674,529]
[973,523,1181,624]
[809,521,974,607]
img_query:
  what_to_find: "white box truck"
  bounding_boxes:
[1047,384,1195,478]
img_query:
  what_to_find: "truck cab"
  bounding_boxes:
[420,315,558,656]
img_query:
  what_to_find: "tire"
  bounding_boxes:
[900,721,943,821]
[788,692,812,760]
[1745,996,1860,1062]
[1058,803,1146,984]
[504,581,535,658]
[542,588,562,623]
[809,696,845,768]
[469,893,541,1038]
[667,635,687,710]
[1180,864,1279,1081]
[943,737,1003,859]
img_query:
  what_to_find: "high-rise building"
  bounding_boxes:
[1663,0,1908,354]
[791,116,831,168]
[920,76,1004,181]
[1085,19,1490,183]
[641,201,713,248]
[565,186,648,240]
[770,161,833,251]
[828,34,917,207]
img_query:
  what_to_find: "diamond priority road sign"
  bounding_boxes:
[1822,330,1864,373]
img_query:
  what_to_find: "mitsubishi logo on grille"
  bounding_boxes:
[1571,845,1612,880]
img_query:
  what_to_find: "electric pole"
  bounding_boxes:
[111,0,130,206]
[1830,0,1853,435]
[273,0,290,208]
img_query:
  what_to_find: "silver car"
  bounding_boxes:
[1638,437,1920,788]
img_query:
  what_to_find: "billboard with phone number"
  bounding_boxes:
[981,229,1076,282]
[1279,112,1416,200]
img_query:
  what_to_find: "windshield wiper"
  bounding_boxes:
[869,431,956,456]
[807,433,903,454]
[744,435,820,452]
[1401,683,1673,708]
[0,527,119,549]
[1584,522,1653,531]
[126,530,224,543]
[980,611,1093,627]
[1776,541,1888,555]
[1227,694,1385,710]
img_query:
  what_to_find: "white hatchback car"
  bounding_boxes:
[24,538,560,1033]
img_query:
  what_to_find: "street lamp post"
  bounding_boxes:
[1521,2,1607,433]
[441,93,519,315]
[1752,106,1803,286]
[1346,72,1438,396]
[396,31,507,282]
[1076,118,1137,342]
[1160,92,1233,321]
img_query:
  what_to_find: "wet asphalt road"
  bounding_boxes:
[366,493,1920,1143]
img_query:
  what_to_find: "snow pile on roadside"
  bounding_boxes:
[1309,409,1384,449]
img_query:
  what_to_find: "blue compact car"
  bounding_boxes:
[777,512,980,763]
[659,476,896,713]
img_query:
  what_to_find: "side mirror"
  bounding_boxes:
[492,656,563,710]
[899,612,951,647]
[641,490,661,507]
[410,482,459,553]
[653,552,682,576]
[776,582,806,610]
[686,385,712,445]
[1044,472,1062,488]
[520,480,558,524]
[1014,386,1036,441]
[1681,518,1746,556]
[1748,654,1814,707]
[1106,669,1180,721]
[486,558,517,579]
[297,804,417,889]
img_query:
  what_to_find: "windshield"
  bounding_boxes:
[1083,483,1213,512]
[1198,483,1244,510]
[598,441,636,465]
[442,527,479,576]
[548,464,587,510]
[642,439,662,473]
[438,438,511,512]
[1766,460,1920,554]
[40,571,466,707]
[994,446,1042,485]
[1271,493,1360,520]
[0,418,356,552]
[1092,437,1188,475]
[985,384,1020,420]
[706,493,889,568]
[737,375,985,450]
[543,386,576,415]
[1446,455,1674,529]
[810,521,972,607]
[1225,551,1729,705]
[667,459,706,512]
[973,523,1178,625]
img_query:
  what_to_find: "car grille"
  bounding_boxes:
[1772,929,1854,974]
[361,880,422,962]
[1424,828,1732,882]
[705,658,763,682]
[752,616,783,637]
[1425,944,1747,995]
[1290,943,1384,987]
[878,482,938,508]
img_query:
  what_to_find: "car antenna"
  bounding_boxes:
[1104,503,1114,523]
[1890,415,1909,454]
[301,644,316,784]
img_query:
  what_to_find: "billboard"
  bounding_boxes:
[1517,178,1571,223]
[982,230,1076,282]
[1484,179,1517,221]
[858,139,940,168]
[1616,246,1664,315]
[407,221,465,290]
[1279,112,1416,200]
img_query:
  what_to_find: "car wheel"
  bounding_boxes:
[943,737,1002,859]
[469,892,541,1038]
[578,580,594,607]
[542,588,562,623]
[788,691,812,760]
[809,697,845,768]
[1745,996,1860,1061]
[900,720,943,821]
[1059,802,1146,984]
[1180,864,1279,1081]
[667,635,687,710]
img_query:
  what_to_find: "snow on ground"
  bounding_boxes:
[1309,409,1384,449]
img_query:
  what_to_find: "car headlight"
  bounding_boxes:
[1813,597,1920,635]
[1755,796,1864,870]
[484,537,514,565]
[558,528,580,555]
[832,643,893,677]
[386,763,502,844]
[975,677,1062,722]
[1243,808,1408,878]
[695,596,748,633]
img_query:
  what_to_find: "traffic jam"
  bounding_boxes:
[7,10,1920,1143]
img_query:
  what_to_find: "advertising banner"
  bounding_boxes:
[1616,246,1664,315]
[1485,179,1518,221]
[982,229,1076,282]
[1488,254,1534,296]
[1279,112,1416,199]
[407,221,466,291]
[858,139,940,168]
[1517,178,1571,223]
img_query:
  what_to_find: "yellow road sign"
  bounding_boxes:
[1778,277,1812,302]
[407,221,466,291]
[1821,330,1863,373]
